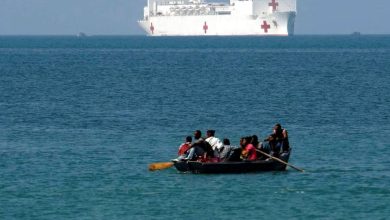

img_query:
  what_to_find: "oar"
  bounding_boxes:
[148,162,174,171]
[256,149,304,172]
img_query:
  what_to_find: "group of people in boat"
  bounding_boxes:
[175,123,290,163]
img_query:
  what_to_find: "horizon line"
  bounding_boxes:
[1,33,390,37]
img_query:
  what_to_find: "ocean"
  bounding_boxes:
[0,35,389,219]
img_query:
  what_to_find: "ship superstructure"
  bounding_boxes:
[138,0,297,36]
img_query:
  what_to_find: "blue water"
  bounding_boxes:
[1,36,389,219]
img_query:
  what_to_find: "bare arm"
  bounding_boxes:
[282,129,288,139]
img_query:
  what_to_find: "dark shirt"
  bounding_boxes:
[193,138,214,158]
[269,129,290,153]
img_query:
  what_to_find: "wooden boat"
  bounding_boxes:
[172,150,291,174]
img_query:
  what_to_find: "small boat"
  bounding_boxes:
[173,150,291,174]
[77,32,87,38]
[351,31,361,36]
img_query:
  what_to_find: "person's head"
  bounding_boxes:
[245,136,252,146]
[251,135,259,146]
[273,123,282,134]
[239,137,246,148]
[194,130,202,140]
[185,136,192,143]
[206,130,215,138]
[223,138,230,145]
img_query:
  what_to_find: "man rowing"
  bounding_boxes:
[260,123,290,157]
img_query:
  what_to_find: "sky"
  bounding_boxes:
[0,0,389,35]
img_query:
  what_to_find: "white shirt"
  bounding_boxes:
[205,136,224,151]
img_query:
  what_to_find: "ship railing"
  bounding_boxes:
[149,10,223,17]
[155,0,202,6]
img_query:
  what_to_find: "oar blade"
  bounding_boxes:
[149,162,174,171]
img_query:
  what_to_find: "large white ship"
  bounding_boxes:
[138,0,297,36]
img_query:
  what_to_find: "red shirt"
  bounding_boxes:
[245,144,258,161]
[178,142,191,156]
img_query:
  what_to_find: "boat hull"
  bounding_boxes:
[173,151,291,174]
[138,12,296,36]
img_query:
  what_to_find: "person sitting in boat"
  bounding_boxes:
[240,136,258,161]
[260,123,290,157]
[194,130,204,142]
[191,130,215,161]
[218,138,239,161]
[251,135,260,149]
[178,136,192,156]
[182,143,206,161]
[175,131,207,161]
[205,129,224,158]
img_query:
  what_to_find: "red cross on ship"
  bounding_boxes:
[269,0,279,12]
[261,20,271,33]
[203,22,208,34]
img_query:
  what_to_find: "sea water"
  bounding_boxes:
[0,36,389,219]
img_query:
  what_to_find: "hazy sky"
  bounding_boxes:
[1,0,389,35]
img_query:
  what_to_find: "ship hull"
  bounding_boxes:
[138,12,296,36]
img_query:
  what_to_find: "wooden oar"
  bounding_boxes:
[256,149,304,172]
[148,162,174,171]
